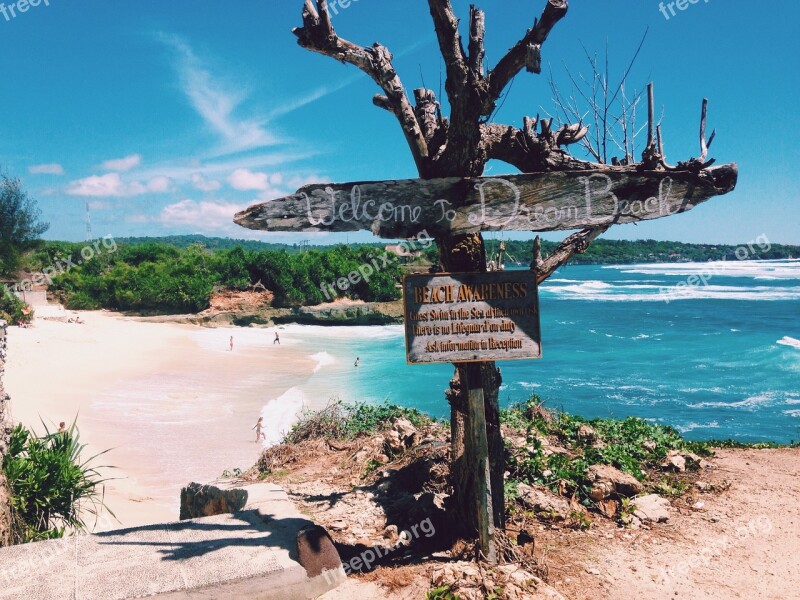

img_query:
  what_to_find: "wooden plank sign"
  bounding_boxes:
[403,270,541,364]
[234,166,738,239]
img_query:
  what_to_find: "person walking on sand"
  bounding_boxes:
[229,336,234,351]
[274,332,280,345]
[253,417,266,443]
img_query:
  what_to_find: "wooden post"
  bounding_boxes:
[464,362,497,564]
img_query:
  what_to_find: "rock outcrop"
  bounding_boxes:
[179,482,249,520]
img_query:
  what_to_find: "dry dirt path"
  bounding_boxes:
[553,448,800,600]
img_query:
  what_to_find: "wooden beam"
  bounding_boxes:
[234,165,738,238]
[463,361,496,564]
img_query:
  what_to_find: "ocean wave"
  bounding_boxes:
[783,410,800,418]
[676,421,720,433]
[542,282,800,302]
[261,387,307,447]
[688,393,776,409]
[777,336,800,350]
[604,260,800,281]
[519,382,541,389]
[310,351,336,373]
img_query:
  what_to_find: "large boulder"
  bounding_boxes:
[517,483,570,519]
[179,482,248,520]
[586,464,643,501]
[633,494,671,523]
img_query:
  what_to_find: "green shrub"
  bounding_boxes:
[0,287,31,325]
[2,422,114,543]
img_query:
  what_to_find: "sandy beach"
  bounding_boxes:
[3,306,318,530]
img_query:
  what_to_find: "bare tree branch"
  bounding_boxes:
[487,0,568,107]
[481,123,600,172]
[293,0,429,172]
[535,225,611,283]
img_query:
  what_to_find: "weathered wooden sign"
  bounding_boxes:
[234,166,737,239]
[403,271,541,365]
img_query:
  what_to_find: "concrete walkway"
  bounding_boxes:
[0,483,345,600]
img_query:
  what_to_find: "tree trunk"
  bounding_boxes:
[439,233,505,535]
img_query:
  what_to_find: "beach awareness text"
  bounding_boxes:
[0,0,51,23]
[305,175,685,229]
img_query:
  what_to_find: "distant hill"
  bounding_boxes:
[64,235,800,265]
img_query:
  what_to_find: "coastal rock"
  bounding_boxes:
[430,561,565,600]
[586,465,643,501]
[383,418,418,454]
[633,494,671,523]
[179,482,248,520]
[577,424,597,444]
[662,450,686,472]
[517,483,570,519]
[295,524,342,578]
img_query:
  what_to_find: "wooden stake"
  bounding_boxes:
[464,362,497,564]
[647,82,655,149]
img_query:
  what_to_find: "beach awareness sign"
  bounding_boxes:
[402,271,541,364]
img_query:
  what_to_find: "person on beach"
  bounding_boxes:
[253,417,266,442]
[229,336,234,351]
[354,357,360,367]
[274,332,280,345]
[58,422,66,433]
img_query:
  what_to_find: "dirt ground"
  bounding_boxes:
[547,447,800,600]
[313,447,800,600]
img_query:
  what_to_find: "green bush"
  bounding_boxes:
[2,422,114,543]
[0,287,31,325]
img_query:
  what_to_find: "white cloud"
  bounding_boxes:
[158,199,246,230]
[66,173,172,197]
[191,173,221,192]
[101,154,142,172]
[228,168,270,191]
[158,34,278,155]
[29,163,65,175]
[147,176,173,193]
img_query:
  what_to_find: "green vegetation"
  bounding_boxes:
[501,396,710,507]
[43,242,406,314]
[0,287,31,325]
[0,174,49,277]
[2,422,113,543]
[283,400,433,444]
[485,237,800,266]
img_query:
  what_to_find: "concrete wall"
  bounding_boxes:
[12,291,47,307]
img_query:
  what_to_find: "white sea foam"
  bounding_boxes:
[519,382,541,389]
[261,387,307,447]
[777,336,800,350]
[676,421,720,433]
[783,410,800,418]
[688,393,776,409]
[310,351,337,373]
[543,281,800,302]
[604,259,800,281]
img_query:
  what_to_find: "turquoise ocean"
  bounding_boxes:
[264,259,800,445]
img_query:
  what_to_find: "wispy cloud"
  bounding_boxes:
[157,199,248,231]
[29,163,65,175]
[157,33,278,155]
[66,173,173,197]
[101,154,142,172]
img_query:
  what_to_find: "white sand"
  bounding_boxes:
[3,308,316,530]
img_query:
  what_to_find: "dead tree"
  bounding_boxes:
[237,0,737,553]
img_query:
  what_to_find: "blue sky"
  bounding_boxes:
[1,0,798,245]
